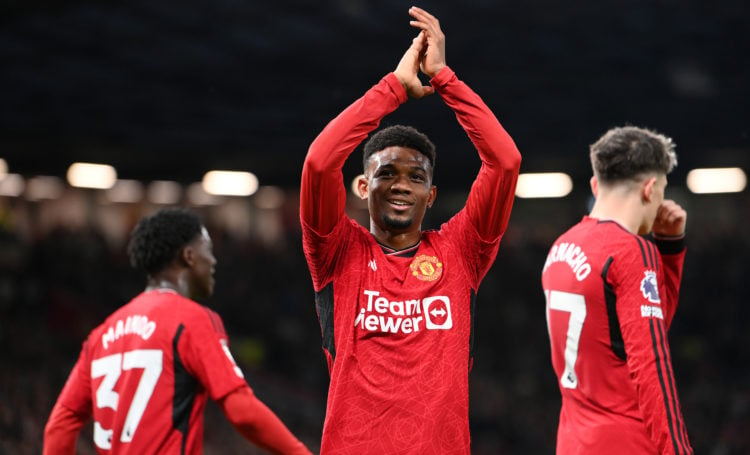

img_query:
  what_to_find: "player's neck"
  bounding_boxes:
[589,194,642,234]
[145,273,187,296]
[370,227,422,252]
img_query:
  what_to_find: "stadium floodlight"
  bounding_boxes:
[106,179,144,203]
[686,167,746,194]
[67,162,117,189]
[515,172,573,198]
[0,173,24,197]
[147,180,182,205]
[202,170,258,196]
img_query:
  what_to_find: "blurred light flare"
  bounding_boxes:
[686,167,746,194]
[67,162,117,189]
[0,173,25,197]
[202,170,258,196]
[515,172,573,198]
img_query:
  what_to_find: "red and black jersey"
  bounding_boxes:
[541,216,692,454]
[301,67,521,454]
[52,289,248,454]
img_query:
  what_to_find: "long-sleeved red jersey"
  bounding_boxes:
[301,67,521,454]
[542,216,692,454]
[44,289,309,454]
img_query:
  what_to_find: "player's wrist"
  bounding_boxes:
[652,231,685,240]
[652,232,686,255]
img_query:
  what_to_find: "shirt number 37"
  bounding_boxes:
[91,349,163,449]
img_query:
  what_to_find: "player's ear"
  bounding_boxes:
[590,176,599,197]
[179,244,196,267]
[642,176,657,203]
[357,174,369,200]
[426,185,437,209]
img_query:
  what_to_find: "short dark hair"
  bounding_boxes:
[363,125,436,171]
[127,207,203,275]
[590,126,677,183]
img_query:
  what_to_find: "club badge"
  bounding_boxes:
[410,254,443,282]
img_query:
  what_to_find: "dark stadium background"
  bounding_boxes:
[1,0,747,453]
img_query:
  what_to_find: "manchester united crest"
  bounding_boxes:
[410,254,443,282]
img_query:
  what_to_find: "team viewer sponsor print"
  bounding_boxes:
[355,290,453,333]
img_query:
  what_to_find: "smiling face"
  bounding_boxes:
[359,146,436,242]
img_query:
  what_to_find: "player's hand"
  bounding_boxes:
[408,6,446,78]
[394,31,435,99]
[652,199,687,237]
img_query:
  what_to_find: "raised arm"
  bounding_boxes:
[300,74,406,235]
[651,199,687,326]
[301,7,470,236]
[437,71,521,241]
[411,6,521,241]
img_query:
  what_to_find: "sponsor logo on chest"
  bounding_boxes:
[354,289,453,334]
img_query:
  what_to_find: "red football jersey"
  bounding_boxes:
[541,216,692,454]
[301,67,520,454]
[54,289,248,453]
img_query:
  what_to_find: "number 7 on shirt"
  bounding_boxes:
[544,289,587,390]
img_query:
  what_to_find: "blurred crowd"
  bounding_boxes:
[0,187,748,454]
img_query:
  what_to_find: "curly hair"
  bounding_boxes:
[127,207,202,275]
[363,125,436,171]
[590,126,677,184]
